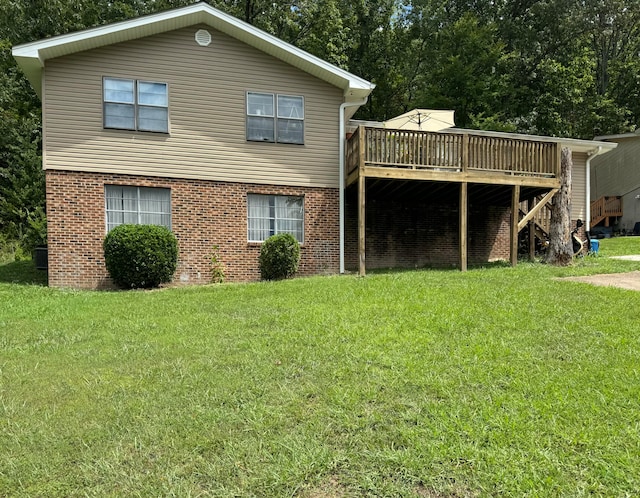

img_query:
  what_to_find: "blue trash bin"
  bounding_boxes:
[590,239,600,254]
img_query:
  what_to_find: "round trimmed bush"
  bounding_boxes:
[259,233,300,280]
[103,224,178,289]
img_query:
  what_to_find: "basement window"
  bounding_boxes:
[247,194,304,242]
[105,185,171,231]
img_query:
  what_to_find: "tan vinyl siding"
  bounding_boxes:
[572,151,587,221]
[43,25,343,188]
[591,137,640,199]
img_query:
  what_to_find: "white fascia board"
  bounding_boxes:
[12,2,374,101]
[593,132,640,141]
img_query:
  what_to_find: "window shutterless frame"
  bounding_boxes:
[103,77,169,133]
[105,185,172,232]
[246,91,304,144]
[247,194,304,243]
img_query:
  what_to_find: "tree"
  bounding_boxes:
[545,147,573,266]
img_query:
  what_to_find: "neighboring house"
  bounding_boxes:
[13,2,374,288]
[590,132,640,233]
[12,3,616,289]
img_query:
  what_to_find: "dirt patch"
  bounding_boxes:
[560,270,640,291]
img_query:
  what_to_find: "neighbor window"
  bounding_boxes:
[247,194,304,242]
[105,185,171,231]
[246,92,304,144]
[103,77,169,133]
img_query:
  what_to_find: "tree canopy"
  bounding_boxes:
[2,0,639,252]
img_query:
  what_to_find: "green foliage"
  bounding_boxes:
[209,244,225,284]
[259,233,300,280]
[21,206,47,253]
[103,224,178,289]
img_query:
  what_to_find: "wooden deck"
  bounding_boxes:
[346,126,562,189]
[346,125,563,275]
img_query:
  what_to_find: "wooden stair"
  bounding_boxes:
[518,195,552,257]
[591,196,622,227]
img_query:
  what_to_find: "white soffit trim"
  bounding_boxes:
[12,2,375,100]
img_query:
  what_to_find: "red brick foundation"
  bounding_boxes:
[45,171,339,288]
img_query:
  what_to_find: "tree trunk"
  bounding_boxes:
[545,147,573,266]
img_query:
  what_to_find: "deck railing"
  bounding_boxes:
[346,126,560,179]
[590,196,622,226]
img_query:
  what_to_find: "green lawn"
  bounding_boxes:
[1,239,640,497]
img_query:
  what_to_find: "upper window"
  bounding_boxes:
[103,78,169,133]
[246,92,304,144]
[105,185,171,232]
[247,194,304,243]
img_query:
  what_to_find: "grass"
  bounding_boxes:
[1,240,639,496]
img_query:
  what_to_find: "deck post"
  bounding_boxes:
[358,174,366,276]
[460,182,468,272]
[511,185,521,267]
[461,134,470,172]
[358,126,366,277]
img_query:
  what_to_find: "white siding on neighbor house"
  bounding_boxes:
[571,152,587,221]
[43,25,344,188]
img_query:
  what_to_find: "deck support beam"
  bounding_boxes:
[528,198,536,260]
[517,189,558,231]
[358,126,366,277]
[511,185,521,267]
[460,182,468,272]
[358,174,366,276]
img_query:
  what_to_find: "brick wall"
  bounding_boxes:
[45,171,339,288]
[344,194,511,270]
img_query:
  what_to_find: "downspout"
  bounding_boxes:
[339,97,368,273]
[586,146,603,232]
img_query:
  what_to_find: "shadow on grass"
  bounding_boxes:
[365,259,514,276]
[0,260,48,286]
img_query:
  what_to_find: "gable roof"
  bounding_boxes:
[12,2,375,102]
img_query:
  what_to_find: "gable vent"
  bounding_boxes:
[195,29,212,47]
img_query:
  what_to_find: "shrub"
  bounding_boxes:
[259,233,300,280]
[103,224,178,289]
[210,244,225,284]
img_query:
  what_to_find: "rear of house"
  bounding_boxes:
[13,3,374,288]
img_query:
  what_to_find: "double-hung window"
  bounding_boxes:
[103,77,169,133]
[247,194,304,243]
[246,92,304,144]
[105,185,171,232]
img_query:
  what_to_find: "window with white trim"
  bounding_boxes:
[246,92,304,144]
[105,185,171,232]
[247,194,304,242]
[103,77,169,133]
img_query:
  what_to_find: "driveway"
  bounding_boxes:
[561,256,640,291]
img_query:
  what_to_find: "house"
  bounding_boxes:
[589,132,640,234]
[12,2,374,288]
[12,3,616,289]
